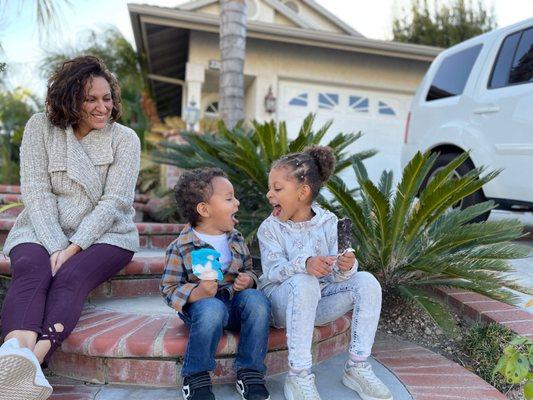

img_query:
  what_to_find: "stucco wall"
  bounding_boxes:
[188,30,431,120]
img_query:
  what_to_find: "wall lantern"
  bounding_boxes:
[183,100,201,131]
[264,86,276,114]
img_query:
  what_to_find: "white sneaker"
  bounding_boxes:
[342,361,392,400]
[0,338,53,400]
[284,372,321,400]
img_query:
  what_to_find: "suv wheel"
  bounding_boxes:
[421,152,490,222]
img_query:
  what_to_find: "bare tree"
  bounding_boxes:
[219,0,247,129]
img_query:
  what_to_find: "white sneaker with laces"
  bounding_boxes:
[0,338,53,400]
[283,371,321,400]
[342,361,392,400]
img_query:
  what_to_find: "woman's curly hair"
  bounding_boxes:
[174,167,228,226]
[45,55,121,129]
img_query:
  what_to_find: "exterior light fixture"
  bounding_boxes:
[183,99,201,131]
[264,86,276,114]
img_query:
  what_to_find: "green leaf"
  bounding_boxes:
[398,286,458,337]
[525,379,533,400]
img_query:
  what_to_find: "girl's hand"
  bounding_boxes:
[338,251,356,272]
[233,273,253,291]
[306,256,335,277]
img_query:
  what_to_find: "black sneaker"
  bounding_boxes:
[182,371,215,400]
[235,369,270,400]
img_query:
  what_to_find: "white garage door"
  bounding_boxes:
[277,80,412,188]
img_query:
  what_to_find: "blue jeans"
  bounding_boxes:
[179,289,271,377]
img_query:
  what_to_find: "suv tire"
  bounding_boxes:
[421,152,490,223]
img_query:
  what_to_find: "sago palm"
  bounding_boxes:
[153,114,375,240]
[328,151,530,334]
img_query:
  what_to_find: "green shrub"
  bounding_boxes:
[493,335,533,399]
[463,323,515,392]
[328,151,530,334]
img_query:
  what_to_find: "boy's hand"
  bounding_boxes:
[189,280,218,303]
[306,256,335,277]
[338,251,356,272]
[233,273,253,291]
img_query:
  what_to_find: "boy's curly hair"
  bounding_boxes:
[174,167,228,226]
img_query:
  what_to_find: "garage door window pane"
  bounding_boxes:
[378,101,396,116]
[318,93,339,109]
[509,27,533,85]
[349,96,369,112]
[489,31,521,88]
[289,93,308,106]
[426,44,482,101]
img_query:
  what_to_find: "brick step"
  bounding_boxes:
[47,296,351,386]
[0,218,184,250]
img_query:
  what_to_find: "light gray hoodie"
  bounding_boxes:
[257,203,358,297]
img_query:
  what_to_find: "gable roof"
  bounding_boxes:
[177,0,363,36]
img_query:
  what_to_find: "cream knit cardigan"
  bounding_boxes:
[4,113,140,256]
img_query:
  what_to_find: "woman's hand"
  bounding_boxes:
[50,251,61,275]
[51,244,81,276]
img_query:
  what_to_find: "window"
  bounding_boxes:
[288,93,308,107]
[349,96,369,113]
[205,102,219,115]
[318,93,339,110]
[489,32,521,88]
[509,28,533,85]
[426,44,482,101]
[378,101,396,116]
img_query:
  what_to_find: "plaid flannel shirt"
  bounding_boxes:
[160,224,258,312]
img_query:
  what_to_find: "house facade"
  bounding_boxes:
[128,0,442,182]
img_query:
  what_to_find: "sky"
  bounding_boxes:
[1,0,532,97]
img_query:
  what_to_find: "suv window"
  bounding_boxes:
[426,44,482,101]
[509,27,533,85]
[489,31,521,88]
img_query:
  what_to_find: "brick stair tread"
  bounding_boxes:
[59,296,351,359]
[45,334,506,399]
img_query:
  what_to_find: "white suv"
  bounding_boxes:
[402,17,533,219]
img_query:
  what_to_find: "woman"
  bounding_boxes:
[0,56,140,400]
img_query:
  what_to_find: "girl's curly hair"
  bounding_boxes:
[45,55,121,129]
[272,145,336,200]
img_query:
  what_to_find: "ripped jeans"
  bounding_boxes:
[1,243,133,365]
[266,272,382,371]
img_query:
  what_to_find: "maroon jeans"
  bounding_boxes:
[1,243,133,364]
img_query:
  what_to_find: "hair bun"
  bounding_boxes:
[304,145,336,183]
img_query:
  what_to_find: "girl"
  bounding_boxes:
[257,146,392,400]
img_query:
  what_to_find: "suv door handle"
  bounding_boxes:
[473,105,500,114]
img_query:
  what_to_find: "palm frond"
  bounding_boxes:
[398,285,458,336]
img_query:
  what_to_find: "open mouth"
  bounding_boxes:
[92,114,108,122]
[231,212,239,224]
[272,204,282,217]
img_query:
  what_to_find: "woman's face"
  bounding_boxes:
[76,76,113,136]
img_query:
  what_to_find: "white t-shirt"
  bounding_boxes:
[193,229,232,272]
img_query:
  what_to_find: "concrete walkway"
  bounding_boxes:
[49,351,412,400]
